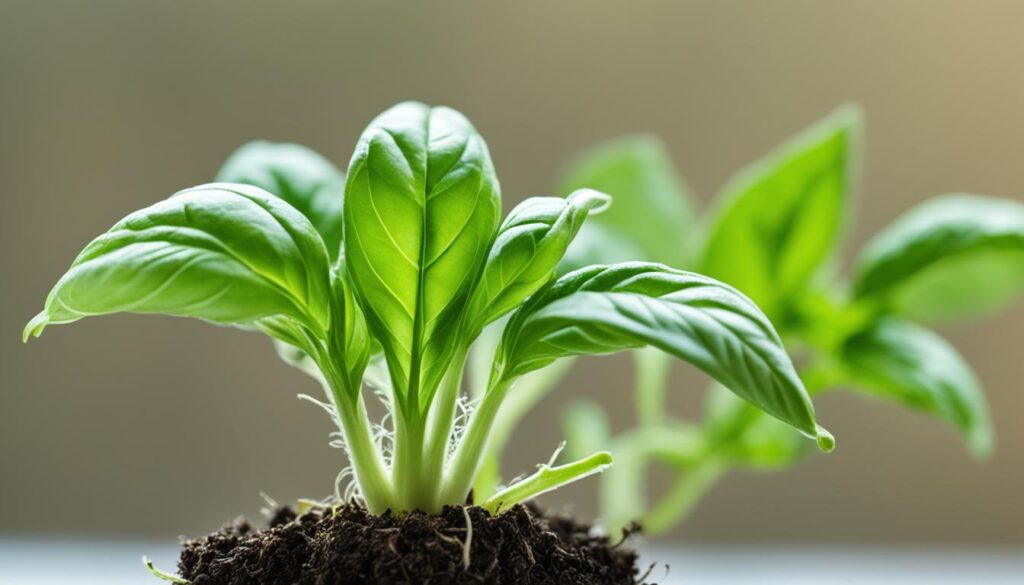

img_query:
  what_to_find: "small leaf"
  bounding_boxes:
[344,102,501,408]
[216,141,345,260]
[559,135,695,267]
[697,105,860,319]
[499,262,831,444]
[25,184,332,341]
[841,318,994,457]
[463,189,610,336]
[852,194,1024,324]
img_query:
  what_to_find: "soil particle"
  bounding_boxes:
[178,502,650,585]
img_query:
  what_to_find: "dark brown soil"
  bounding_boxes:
[177,502,651,585]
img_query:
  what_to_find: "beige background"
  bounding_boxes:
[2,1,1022,543]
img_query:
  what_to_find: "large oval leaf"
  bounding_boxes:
[697,105,859,319]
[559,135,694,267]
[25,183,332,340]
[852,194,1024,324]
[343,102,501,406]
[216,141,345,260]
[463,189,609,336]
[498,262,832,445]
[841,318,993,457]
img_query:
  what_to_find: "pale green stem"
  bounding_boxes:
[642,458,726,535]
[330,384,396,514]
[482,451,613,514]
[421,343,471,511]
[635,347,671,426]
[391,409,428,511]
[473,358,576,500]
[440,377,512,505]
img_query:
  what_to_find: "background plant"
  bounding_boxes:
[475,104,1024,535]
[24,102,835,518]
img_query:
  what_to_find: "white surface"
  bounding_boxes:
[0,539,1021,584]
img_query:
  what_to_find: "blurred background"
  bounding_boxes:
[2,0,1022,545]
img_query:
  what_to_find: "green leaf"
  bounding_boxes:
[703,383,807,469]
[852,194,1024,324]
[463,189,610,336]
[343,102,501,409]
[216,141,345,260]
[559,135,695,267]
[25,183,332,341]
[841,318,994,457]
[697,105,860,319]
[498,262,832,446]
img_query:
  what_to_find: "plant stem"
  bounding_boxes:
[642,458,725,535]
[473,358,576,500]
[440,377,512,505]
[392,410,428,511]
[421,344,471,510]
[482,451,612,514]
[635,347,671,426]
[328,384,396,514]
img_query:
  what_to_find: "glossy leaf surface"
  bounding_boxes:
[216,141,345,260]
[343,102,501,407]
[498,262,831,444]
[25,184,332,340]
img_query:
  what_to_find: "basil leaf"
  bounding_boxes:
[463,189,610,336]
[216,141,345,260]
[842,318,994,457]
[25,183,332,340]
[697,105,859,319]
[343,102,501,406]
[559,135,695,267]
[852,194,1024,324]
[498,262,831,444]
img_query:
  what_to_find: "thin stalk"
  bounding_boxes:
[324,377,396,514]
[421,343,471,510]
[642,458,726,535]
[439,377,513,505]
[482,451,613,514]
[472,358,575,500]
[635,347,671,426]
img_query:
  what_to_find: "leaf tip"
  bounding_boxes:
[23,312,48,343]
[815,426,836,453]
[568,188,612,215]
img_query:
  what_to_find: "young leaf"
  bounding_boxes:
[216,141,346,260]
[697,105,860,318]
[498,262,832,446]
[343,102,501,409]
[559,135,695,267]
[841,318,994,457]
[24,183,332,341]
[462,189,610,336]
[852,194,1024,324]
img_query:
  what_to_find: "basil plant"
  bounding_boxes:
[24,102,834,516]
[477,104,1023,535]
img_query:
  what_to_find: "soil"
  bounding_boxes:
[177,502,653,585]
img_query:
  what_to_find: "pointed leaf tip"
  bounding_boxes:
[815,426,836,453]
[22,312,48,343]
[568,188,612,214]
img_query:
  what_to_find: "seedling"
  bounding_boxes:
[24,102,833,518]
[478,104,1024,534]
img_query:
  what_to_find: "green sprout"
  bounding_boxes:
[475,104,1023,535]
[23,102,834,518]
